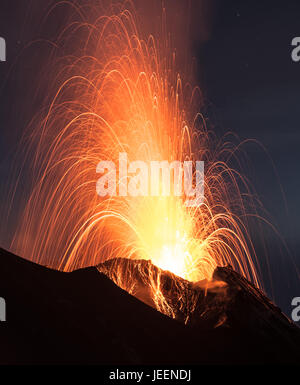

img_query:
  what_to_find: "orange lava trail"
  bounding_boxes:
[12,1,262,304]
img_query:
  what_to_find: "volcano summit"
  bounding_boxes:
[0,248,299,365]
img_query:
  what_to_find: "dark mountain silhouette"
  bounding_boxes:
[98,257,300,336]
[0,247,299,364]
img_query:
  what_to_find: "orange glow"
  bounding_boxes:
[12,2,261,311]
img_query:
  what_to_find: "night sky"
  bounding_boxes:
[195,0,300,317]
[0,0,299,318]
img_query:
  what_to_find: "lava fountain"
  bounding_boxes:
[12,1,261,317]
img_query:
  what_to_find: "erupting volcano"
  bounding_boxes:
[10,1,262,316]
[1,0,299,366]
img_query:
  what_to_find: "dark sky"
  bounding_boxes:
[0,0,299,318]
[195,0,300,316]
[198,1,300,242]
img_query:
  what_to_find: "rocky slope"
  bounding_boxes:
[0,248,299,364]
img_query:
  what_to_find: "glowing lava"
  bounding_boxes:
[12,1,261,307]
